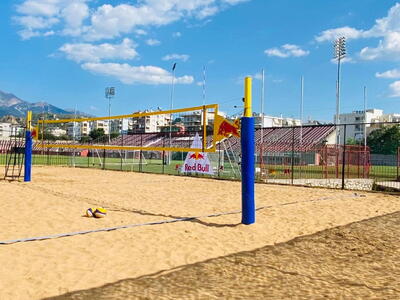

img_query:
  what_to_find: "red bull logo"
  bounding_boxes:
[189,153,205,160]
[217,120,240,138]
[31,128,38,139]
[184,163,210,172]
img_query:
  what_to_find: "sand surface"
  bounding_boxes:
[0,166,399,299]
[49,211,400,300]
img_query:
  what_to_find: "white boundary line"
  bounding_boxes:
[0,194,361,245]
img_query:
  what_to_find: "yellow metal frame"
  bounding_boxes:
[244,77,252,117]
[37,104,219,153]
[26,111,32,131]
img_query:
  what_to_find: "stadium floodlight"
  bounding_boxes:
[168,63,177,164]
[333,36,346,144]
[105,87,115,143]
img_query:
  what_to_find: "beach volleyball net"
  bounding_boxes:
[34,104,219,170]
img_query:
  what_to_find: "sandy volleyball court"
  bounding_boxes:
[0,166,399,299]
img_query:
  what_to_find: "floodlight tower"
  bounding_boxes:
[333,36,346,144]
[168,63,177,164]
[105,87,115,143]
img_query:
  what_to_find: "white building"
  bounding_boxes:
[110,119,130,134]
[375,113,400,123]
[181,111,222,132]
[0,123,11,138]
[337,109,383,143]
[67,122,82,140]
[67,120,109,139]
[131,111,170,133]
[337,109,400,143]
[253,113,301,128]
[49,127,67,137]
[0,123,24,139]
[92,120,109,135]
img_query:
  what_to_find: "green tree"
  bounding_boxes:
[110,132,119,139]
[41,131,58,141]
[80,136,91,143]
[89,128,105,140]
[367,125,400,154]
[346,137,358,145]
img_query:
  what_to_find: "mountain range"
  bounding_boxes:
[0,90,83,118]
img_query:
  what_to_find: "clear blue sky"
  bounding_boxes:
[1,0,400,122]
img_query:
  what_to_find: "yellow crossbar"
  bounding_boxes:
[37,144,216,153]
[39,104,218,124]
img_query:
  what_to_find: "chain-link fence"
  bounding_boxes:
[1,122,400,192]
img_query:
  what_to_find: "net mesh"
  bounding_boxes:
[36,104,218,154]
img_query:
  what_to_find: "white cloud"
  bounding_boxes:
[59,38,138,63]
[172,31,182,38]
[222,0,249,4]
[252,72,263,80]
[15,15,59,29]
[15,0,249,41]
[162,54,190,62]
[197,6,219,19]
[81,63,194,85]
[16,14,58,40]
[15,0,89,39]
[316,3,400,61]
[17,0,64,16]
[18,29,41,40]
[376,68,400,79]
[135,29,147,36]
[264,44,309,58]
[61,2,89,36]
[146,39,161,46]
[315,26,364,42]
[360,32,400,60]
[389,81,400,97]
[330,56,354,64]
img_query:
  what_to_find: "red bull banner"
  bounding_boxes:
[214,115,240,142]
[181,133,214,175]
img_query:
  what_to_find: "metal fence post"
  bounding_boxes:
[162,137,165,174]
[120,131,123,171]
[397,147,399,181]
[291,127,295,185]
[218,141,221,178]
[341,124,347,190]
[139,134,143,172]
[103,149,106,170]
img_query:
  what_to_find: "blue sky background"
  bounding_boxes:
[1,0,400,122]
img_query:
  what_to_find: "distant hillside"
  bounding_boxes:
[0,89,89,118]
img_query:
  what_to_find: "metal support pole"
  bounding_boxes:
[291,127,295,185]
[241,77,255,225]
[341,124,347,190]
[139,134,143,172]
[397,147,399,181]
[218,142,221,178]
[120,126,123,171]
[24,111,32,182]
[103,149,106,170]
